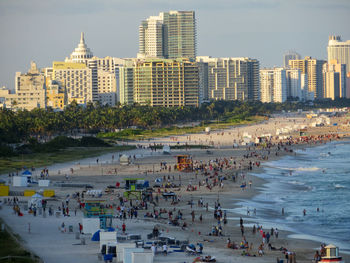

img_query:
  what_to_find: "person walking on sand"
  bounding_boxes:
[162,244,168,255]
[122,222,126,234]
[151,243,156,255]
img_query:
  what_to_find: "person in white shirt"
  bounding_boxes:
[151,243,156,255]
[162,244,167,255]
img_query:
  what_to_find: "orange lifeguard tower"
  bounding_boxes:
[176,155,193,172]
[320,244,344,263]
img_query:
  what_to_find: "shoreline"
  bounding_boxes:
[236,139,350,256]
[1,114,350,263]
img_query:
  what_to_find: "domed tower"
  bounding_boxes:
[66,32,93,64]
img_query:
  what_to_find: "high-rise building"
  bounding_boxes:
[300,74,310,101]
[119,60,135,105]
[289,56,326,99]
[283,51,301,68]
[0,62,48,110]
[327,35,350,74]
[196,57,259,101]
[286,69,302,100]
[52,61,92,105]
[11,62,46,110]
[133,59,199,107]
[65,33,97,103]
[138,11,196,60]
[65,34,121,105]
[97,69,117,106]
[260,68,287,103]
[197,62,209,103]
[323,60,346,100]
[89,56,121,106]
[139,16,164,58]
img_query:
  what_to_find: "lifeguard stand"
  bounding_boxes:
[176,155,193,172]
[83,200,113,229]
[320,244,344,263]
[123,178,148,200]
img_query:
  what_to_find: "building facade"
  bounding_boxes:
[11,62,46,110]
[196,56,259,101]
[260,68,287,103]
[133,59,199,107]
[283,51,301,68]
[97,69,117,106]
[53,61,92,105]
[46,80,67,110]
[327,35,350,74]
[139,11,196,61]
[119,60,135,105]
[286,68,302,100]
[323,60,346,100]
[289,56,326,99]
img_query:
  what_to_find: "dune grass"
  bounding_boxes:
[0,220,40,263]
[98,116,265,141]
[0,145,135,174]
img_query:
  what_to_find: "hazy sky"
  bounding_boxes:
[0,0,349,89]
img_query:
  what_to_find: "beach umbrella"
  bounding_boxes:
[91,230,100,241]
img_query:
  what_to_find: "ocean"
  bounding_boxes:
[233,140,350,253]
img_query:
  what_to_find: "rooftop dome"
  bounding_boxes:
[66,32,93,64]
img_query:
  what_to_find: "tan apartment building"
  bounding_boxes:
[289,56,326,99]
[133,59,199,107]
[53,61,92,105]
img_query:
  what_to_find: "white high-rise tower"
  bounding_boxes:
[138,11,196,60]
[327,36,350,74]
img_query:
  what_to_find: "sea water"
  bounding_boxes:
[234,140,350,253]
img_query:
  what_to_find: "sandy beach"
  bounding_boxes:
[1,112,350,263]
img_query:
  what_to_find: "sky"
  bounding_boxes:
[0,0,349,90]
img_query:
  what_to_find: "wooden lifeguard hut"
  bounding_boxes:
[320,244,344,263]
[176,155,193,172]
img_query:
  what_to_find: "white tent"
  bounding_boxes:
[13,176,28,187]
[28,193,43,208]
[162,145,171,154]
[120,155,130,165]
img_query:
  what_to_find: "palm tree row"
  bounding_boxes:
[1,98,349,144]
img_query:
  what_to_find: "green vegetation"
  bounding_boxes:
[98,116,265,140]
[0,221,40,263]
[0,145,135,174]
[1,99,349,145]
[17,136,111,155]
